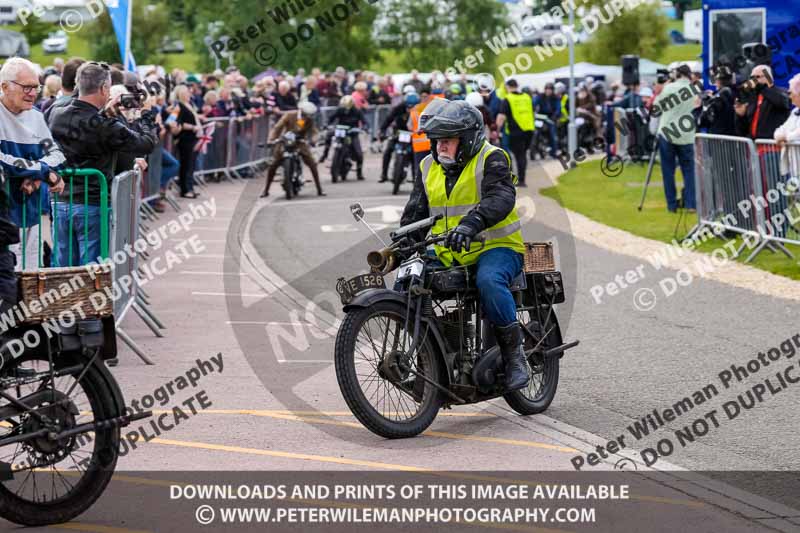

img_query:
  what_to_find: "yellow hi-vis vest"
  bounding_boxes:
[420,141,525,267]
[559,94,569,123]
[505,92,535,133]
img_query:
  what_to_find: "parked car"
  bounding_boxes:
[520,24,565,46]
[159,37,185,54]
[42,30,68,54]
[0,28,29,58]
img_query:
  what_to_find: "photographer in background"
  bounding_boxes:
[735,65,791,144]
[652,65,696,213]
[49,62,158,265]
[698,66,737,136]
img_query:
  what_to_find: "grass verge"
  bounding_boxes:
[540,158,800,280]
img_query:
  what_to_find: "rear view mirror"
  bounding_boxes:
[350,203,364,221]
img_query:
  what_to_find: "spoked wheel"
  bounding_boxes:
[282,159,294,200]
[391,155,405,195]
[335,300,443,438]
[0,351,121,526]
[503,308,561,415]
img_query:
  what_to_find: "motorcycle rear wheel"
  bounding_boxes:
[503,309,561,415]
[335,301,443,439]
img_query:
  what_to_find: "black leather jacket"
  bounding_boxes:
[48,99,158,205]
[400,148,517,241]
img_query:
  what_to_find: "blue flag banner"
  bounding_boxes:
[104,0,136,71]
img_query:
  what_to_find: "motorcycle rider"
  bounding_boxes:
[378,92,420,183]
[321,95,367,180]
[535,82,561,157]
[399,99,529,391]
[261,101,325,197]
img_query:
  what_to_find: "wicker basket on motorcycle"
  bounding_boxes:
[523,242,555,272]
[16,265,114,323]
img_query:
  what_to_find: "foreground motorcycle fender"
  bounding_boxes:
[342,288,454,387]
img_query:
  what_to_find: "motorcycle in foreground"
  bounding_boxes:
[270,131,306,200]
[334,204,578,438]
[0,315,150,525]
[389,130,414,195]
[330,125,363,183]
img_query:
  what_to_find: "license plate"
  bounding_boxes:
[336,273,386,304]
[335,128,348,138]
[395,258,424,281]
[398,131,412,143]
[534,120,544,128]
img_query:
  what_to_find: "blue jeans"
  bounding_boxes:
[658,136,696,210]
[161,148,179,188]
[475,247,523,327]
[52,202,105,266]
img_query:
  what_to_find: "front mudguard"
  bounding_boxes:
[342,288,454,388]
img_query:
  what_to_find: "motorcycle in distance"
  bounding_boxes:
[330,125,363,183]
[529,114,556,161]
[0,315,152,526]
[269,131,306,200]
[334,203,579,439]
[389,130,414,195]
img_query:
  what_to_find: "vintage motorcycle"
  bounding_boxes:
[270,131,306,200]
[390,130,414,195]
[0,310,150,525]
[330,125,363,183]
[334,204,578,439]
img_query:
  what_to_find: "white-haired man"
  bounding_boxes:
[0,57,66,272]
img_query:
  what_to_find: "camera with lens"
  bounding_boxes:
[656,69,670,85]
[119,92,145,109]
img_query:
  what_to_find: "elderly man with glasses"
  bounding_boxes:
[0,57,66,274]
[735,65,791,142]
[48,61,158,266]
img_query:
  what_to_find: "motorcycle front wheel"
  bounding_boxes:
[330,147,343,183]
[391,153,406,195]
[283,158,294,200]
[335,300,443,439]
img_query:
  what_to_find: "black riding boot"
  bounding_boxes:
[493,322,529,391]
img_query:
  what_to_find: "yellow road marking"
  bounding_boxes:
[148,409,574,453]
[150,409,497,418]
[49,523,152,533]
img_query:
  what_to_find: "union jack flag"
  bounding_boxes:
[194,123,215,153]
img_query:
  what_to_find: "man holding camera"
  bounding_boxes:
[735,65,791,143]
[49,62,158,266]
[652,65,697,213]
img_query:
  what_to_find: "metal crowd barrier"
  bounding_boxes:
[612,107,651,161]
[688,133,798,262]
[755,139,800,251]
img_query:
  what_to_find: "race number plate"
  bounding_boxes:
[398,130,412,143]
[395,258,424,281]
[336,274,386,305]
[335,127,348,138]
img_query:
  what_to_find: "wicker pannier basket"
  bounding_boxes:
[523,242,556,273]
[17,265,114,324]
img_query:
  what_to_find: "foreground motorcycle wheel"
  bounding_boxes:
[503,310,561,415]
[391,156,405,195]
[335,301,443,439]
[0,351,121,526]
[283,159,294,200]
